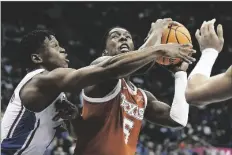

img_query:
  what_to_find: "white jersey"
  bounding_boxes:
[1,69,64,155]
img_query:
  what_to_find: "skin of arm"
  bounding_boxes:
[186,65,232,106]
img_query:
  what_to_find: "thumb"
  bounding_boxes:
[217,24,224,43]
[195,29,200,42]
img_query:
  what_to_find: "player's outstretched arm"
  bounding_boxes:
[186,66,232,105]
[23,43,195,112]
[144,63,189,128]
[37,43,195,92]
[185,19,231,105]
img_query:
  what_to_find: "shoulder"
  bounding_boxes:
[32,68,76,87]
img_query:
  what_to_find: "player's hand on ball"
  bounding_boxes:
[196,19,224,52]
[53,97,79,121]
[158,43,196,64]
[144,18,178,46]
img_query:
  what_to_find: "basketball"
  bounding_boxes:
[156,22,192,65]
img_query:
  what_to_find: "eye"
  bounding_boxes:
[126,36,132,39]
[53,44,59,48]
[111,34,119,39]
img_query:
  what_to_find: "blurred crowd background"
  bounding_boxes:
[1,2,232,155]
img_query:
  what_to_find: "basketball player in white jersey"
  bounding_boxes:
[1,26,195,155]
[186,19,232,105]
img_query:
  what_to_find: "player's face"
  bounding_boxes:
[105,28,134,56]
[40,35,69,69]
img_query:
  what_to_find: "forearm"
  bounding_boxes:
[144,72,189,128]
[103,45,163,78]
[55,46,164,92]
[170,71,189,127]
[187,48,218,90]
[139,32,160,49]
[186,48,220,104]
[186,71,232,105]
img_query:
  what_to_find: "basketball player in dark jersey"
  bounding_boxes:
[72,19,195,155]
[186,19,232,105]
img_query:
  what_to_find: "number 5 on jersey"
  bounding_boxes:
[123,117,134,144]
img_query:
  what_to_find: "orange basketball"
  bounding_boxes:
[156,22,192,65]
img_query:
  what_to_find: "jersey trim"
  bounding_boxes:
[6,105,24,138]
[138,88,148,108]
[1,118,39,155]
[123,79,138,95]
[14,119,40,155]
[82,79,121,103]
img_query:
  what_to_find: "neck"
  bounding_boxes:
[27,65,48,73]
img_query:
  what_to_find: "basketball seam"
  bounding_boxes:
[171,27,192,43]
[166,25,173,43]
[174,26,181,44]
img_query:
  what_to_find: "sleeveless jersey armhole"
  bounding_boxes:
[138,88,148,108]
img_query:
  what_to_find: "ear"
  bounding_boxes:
[31,54,43,64]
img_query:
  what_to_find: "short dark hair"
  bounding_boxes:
[20,30,54,70]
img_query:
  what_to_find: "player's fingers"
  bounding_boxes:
[181,48,197,55]
[201,21,209,36]
[180,52,196,63]
[185,54,196,62]
[195,29,200,41]
[163,18,172,21]
[170,21,180,26]
[201,21,206,30]
[209,19,216,36]
[151,22,155,27]
[162,18,172,23]
[181,43,193,49]
[162,18,172,27]
[180,56,192,64]
[217,24,224,42]
[156,19,162,23]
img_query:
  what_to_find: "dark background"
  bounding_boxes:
[1,2,232,155]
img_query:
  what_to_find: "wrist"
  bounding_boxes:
[175,71,187,78]
[202,48,219,56]
[188,48,218,79]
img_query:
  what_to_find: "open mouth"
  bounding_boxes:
[120,43,129,52]
[65,59,70,63]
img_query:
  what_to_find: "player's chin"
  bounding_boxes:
[64,63,69,68]
[61,62,69,68]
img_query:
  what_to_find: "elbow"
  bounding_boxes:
[169,118,187,129]
[185,89,201,107]
[185,90,193,104]
[185,90,208,107]
[169,122,185,129]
